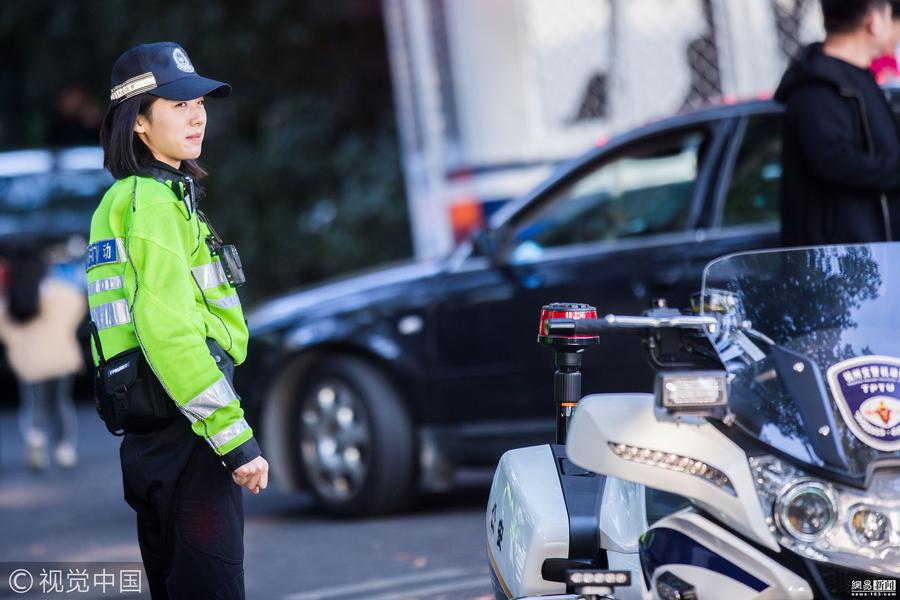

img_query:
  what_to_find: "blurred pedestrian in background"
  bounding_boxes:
[89,42,267,599]
[47,83,104,146]
[870,1,900,83]
[0,247,86,470]
[776,0,900,246]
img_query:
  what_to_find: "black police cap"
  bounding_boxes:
[110,42,231,104]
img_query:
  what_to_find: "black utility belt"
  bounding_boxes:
[94,346,180,436]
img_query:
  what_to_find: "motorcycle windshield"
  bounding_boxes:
[702,243,900,479]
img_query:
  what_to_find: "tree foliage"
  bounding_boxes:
[0,0,412,303]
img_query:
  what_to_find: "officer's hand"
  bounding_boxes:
[232,456,269,495]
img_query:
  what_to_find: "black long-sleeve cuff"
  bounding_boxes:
[220,435,261,471]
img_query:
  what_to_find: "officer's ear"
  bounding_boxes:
[866,3,891,38]
[133,117,147,135]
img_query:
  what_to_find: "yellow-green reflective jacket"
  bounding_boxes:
[86,165,259,469]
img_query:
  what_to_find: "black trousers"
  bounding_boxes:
[120,345,245,600]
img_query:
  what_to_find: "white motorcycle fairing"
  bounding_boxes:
[566,393,779,553]
[485,444,646,599]
[486,444,568,599]
[642,510,814,599]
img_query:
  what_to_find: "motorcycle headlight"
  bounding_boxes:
[849,506,892,547]
[776,480,837,542]
[749,455,900,576]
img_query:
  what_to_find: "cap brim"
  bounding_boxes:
[149,75,231,101]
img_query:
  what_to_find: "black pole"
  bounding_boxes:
[554,350,583,444]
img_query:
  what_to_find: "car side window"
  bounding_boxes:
[721,114,782,227]
[505,129,707,264]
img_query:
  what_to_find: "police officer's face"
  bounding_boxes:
[133,97,206,169]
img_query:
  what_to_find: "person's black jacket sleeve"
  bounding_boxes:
[786,83,900,191]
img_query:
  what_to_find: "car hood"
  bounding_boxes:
[246,259,443,335]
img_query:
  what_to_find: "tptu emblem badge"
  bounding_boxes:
[827,356,900,451]
[172,48,195,73]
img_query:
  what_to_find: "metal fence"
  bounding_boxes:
[387,0,824,150]
[772,0,825,63]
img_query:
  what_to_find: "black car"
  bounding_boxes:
[237,95,894,515]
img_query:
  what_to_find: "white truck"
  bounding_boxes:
[381,0,822,259]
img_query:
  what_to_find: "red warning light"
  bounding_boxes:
[538,302,598,343]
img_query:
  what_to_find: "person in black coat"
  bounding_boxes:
[775,0,900,246]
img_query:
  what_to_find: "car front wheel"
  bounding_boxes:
[291,355,416,515]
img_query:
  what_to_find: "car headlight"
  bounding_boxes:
[749,455,900,576]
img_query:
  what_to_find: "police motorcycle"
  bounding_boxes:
[486,243,900,600]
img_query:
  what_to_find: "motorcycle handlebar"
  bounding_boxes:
[546,317,615,336]
[547,314,718,336]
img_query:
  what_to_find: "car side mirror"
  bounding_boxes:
[474,227,498,263]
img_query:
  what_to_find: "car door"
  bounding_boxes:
[432,119,731,430]
[694,109,784,268]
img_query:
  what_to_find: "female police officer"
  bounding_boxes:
[87,42,268,599]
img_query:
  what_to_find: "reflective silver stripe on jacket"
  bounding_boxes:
[183,377,237,421]
[208,418,250,449]
[192,262,228,290]
[87,275,124,296]
[209,293,241,309]
[90,299,131,330]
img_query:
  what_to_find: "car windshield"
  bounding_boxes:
[701,243,900,480]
